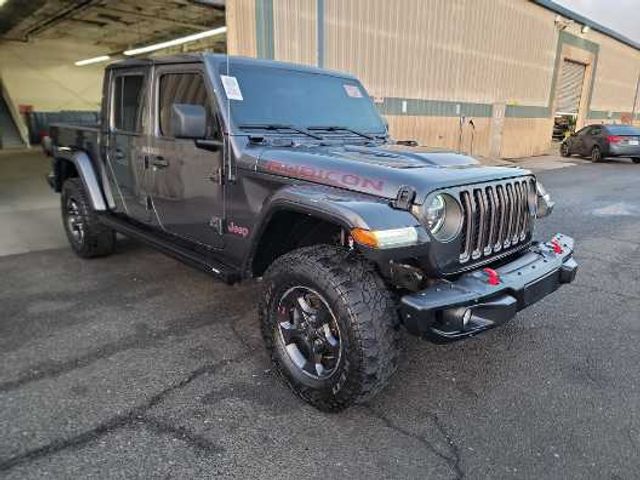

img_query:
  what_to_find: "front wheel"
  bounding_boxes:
[61,178,116,258]
[632,158,640,164]
[260,245,401,412]
[591,146,603,163]
[560,142,570,157]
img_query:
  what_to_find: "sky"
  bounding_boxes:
[554,0,640,43]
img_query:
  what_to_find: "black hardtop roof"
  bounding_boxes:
[107,53,357,79]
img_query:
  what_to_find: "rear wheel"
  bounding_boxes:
[61,178,115,258]
[560,142,570,157]
[591,146,603,163]
[260,245,401,412]
[632,158,640,164]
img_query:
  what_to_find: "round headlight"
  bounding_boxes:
[412,193,463,242]
[425,194,446,233]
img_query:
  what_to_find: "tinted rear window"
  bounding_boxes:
[113,75,144,132]
[606,125,640,135]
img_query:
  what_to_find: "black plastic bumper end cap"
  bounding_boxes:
[559,257,578,284]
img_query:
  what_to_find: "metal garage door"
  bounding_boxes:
[555,60,586,115]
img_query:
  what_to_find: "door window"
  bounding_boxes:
[158,73,220,139]
[112,75,145,132]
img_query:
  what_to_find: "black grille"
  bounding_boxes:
[459,178,536,264]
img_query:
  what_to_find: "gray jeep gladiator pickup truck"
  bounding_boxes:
[48,54,577,411]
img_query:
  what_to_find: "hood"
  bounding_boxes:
[255,142,529,204]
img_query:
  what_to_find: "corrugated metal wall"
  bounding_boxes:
[226,0,257,57]
[324,0,556,106]
[226,0,640,157]
[273,0,317,65]
[589,30,640,113]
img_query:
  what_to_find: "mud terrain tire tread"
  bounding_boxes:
[61,178,115,258]
[260,244,401,412]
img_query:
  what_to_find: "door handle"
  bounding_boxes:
[152,156,169,169]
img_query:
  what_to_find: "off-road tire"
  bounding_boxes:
[560,142,570,157]
[632,158,640,164]
[61,178,115,258]
[260,245,401,412]
[591,146,603,163]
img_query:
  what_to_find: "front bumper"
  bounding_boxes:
[400,233,578,343]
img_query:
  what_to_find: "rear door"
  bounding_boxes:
[585,125,603,153]
[105,68,150,222]
[148,64,225,249]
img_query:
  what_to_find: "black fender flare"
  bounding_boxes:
[244,184,424,274]
[262,183,419,231]
[53,148,109,211]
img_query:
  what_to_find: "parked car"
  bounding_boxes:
[48,54,577,411]
[560,124,640,163]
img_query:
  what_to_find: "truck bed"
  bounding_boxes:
[49,123,100,157]
[47,124,102,192]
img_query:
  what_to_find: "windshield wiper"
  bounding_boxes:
[307,125,378,141]
[238,123,323,140]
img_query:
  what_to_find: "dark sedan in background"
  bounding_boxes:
[560,124,640,163]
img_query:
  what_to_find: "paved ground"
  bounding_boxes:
[0,150,639,479]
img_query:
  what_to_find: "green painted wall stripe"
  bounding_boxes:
[505,105,551,118]
[559,30,599,55]
[588,110,623,119]
[379,98,492,118]
[255,0,274,59]
[317,0,325,67]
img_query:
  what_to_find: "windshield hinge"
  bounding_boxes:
[209,216,224,234]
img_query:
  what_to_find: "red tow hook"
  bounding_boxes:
[483,267,501,285]
[551,238,563,254]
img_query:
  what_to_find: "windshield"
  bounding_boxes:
[216,62,386,136]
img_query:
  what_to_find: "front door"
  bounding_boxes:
[105,70,149,222]
[572,126,590,156]
[148,67,225,249]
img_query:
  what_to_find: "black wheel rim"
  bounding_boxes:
[276,286,342,380]
[65,197,85,244]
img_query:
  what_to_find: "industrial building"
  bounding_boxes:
[1,0,639,158]
[227,0,640,157]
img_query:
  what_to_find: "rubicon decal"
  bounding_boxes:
[227,221,250,237]
[264,160,384,192]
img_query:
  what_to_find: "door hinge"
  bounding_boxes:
[209,216,224,234]
[208,168,222,184]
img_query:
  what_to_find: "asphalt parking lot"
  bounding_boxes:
[1,151,639,479]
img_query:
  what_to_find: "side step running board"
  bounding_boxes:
[99,214,240,284]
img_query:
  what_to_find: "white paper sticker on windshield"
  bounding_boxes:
[221,75,243,101]
[344,84,363,98]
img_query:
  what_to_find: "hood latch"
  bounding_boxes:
[391,185,416,210]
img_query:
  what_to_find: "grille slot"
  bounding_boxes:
[459,178,535,264]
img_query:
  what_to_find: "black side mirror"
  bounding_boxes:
[171,103,206,139]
